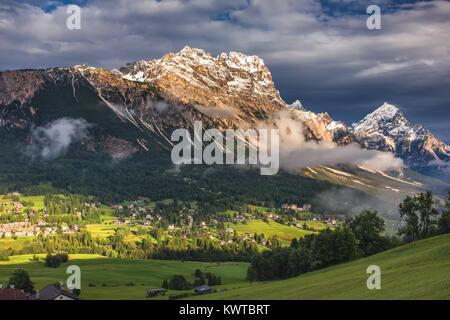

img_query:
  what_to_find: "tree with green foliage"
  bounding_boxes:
[194,269,202,278]
[168,275,191,290]
[246,267,257,285]
[438,192,450,235]
[8,269,34,293]
[249,227,358,281]
[162,279,168,290]
[345,210,391,257]
[193,275,205,287]
[205,272,221,286]
[399,191,439,241]
[290,238,298,249]
[44,253,69,268]
[309,227,358,269]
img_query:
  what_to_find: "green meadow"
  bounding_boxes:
[1,195,53,210]
[0,238,33,251]
[1,234,449,300]
[0,254,249,300]
[232,220,316,242]
[85,224,117,238]
[191,233,450,300]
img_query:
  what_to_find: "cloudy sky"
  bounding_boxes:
[1,0,449,143]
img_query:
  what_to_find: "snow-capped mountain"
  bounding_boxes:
[0,47,447,173]
[351,102,450,166]
[0,46,353,147]
[117,46,354,144]
[289,100,355,144]
[117,46,286,116]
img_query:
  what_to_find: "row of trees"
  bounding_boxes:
[247,190,450,282]
[0,228,260,263]
[161,270,222,290]
[247,227,360,281]
[398,191,450,241]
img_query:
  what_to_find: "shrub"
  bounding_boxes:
[168,275,192,290]
[44,253,69,268]
[0,254,9,261]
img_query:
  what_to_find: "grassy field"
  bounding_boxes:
[232,220,315,242]
[85,224,157,244]
[1,195,49,210]
[86,224,117,238]
[0,238,33,250]
[191,233,450,300]
[1,235,448,300]
[299,220,329,231]
[0,254,249,300]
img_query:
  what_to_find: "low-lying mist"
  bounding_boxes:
[27,117,91,160]
[258,110,404,172]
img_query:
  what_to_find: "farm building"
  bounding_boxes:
[146,288,167,297]
[194,285,213,295]
[30,285,80,300]
[0,286,30,300]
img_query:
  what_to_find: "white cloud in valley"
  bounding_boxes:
[28,117,91,160]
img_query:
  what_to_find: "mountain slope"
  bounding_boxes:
[1,49,448,166]
[0,46,354,150]
[193,233,450,300]
[351,102,450,167]
[118,46,286,116]
[0,47,447,205]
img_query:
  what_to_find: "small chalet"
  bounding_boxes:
[30,285,80,300]
[194,285,213,295]
[146,288,167,297]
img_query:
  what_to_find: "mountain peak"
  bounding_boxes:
[118,45,285,113]
[351,102,450,165]
[352,102,409,134]
[290,99,303,110]
[371,102,402,118]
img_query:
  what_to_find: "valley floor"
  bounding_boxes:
[0,255,249,300]
[1,234,449,300]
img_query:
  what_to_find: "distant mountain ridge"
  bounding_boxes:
[351,102,450,167]
[0,46,448,175]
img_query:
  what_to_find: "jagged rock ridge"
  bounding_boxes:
[0,47,447,169]
[351,102,450,165]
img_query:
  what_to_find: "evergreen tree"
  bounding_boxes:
[9,269,34,293]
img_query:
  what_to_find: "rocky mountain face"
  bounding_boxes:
[118,46,286,115]
[0,47,447,172]
[289,100,355,145]
[0,46,351,151]
[351,102,450,166]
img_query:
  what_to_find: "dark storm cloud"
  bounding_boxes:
[0,0,448,143]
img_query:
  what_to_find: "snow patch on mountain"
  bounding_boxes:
[351,102,450,165]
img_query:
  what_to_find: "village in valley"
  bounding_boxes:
[0,189,349,300]
[0,190,346,249]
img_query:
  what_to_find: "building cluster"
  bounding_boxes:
[0,222,34,238]
[0,284,80,301]
[1,202,28,214]
[0,220,79,238]
[281,203,312,211]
